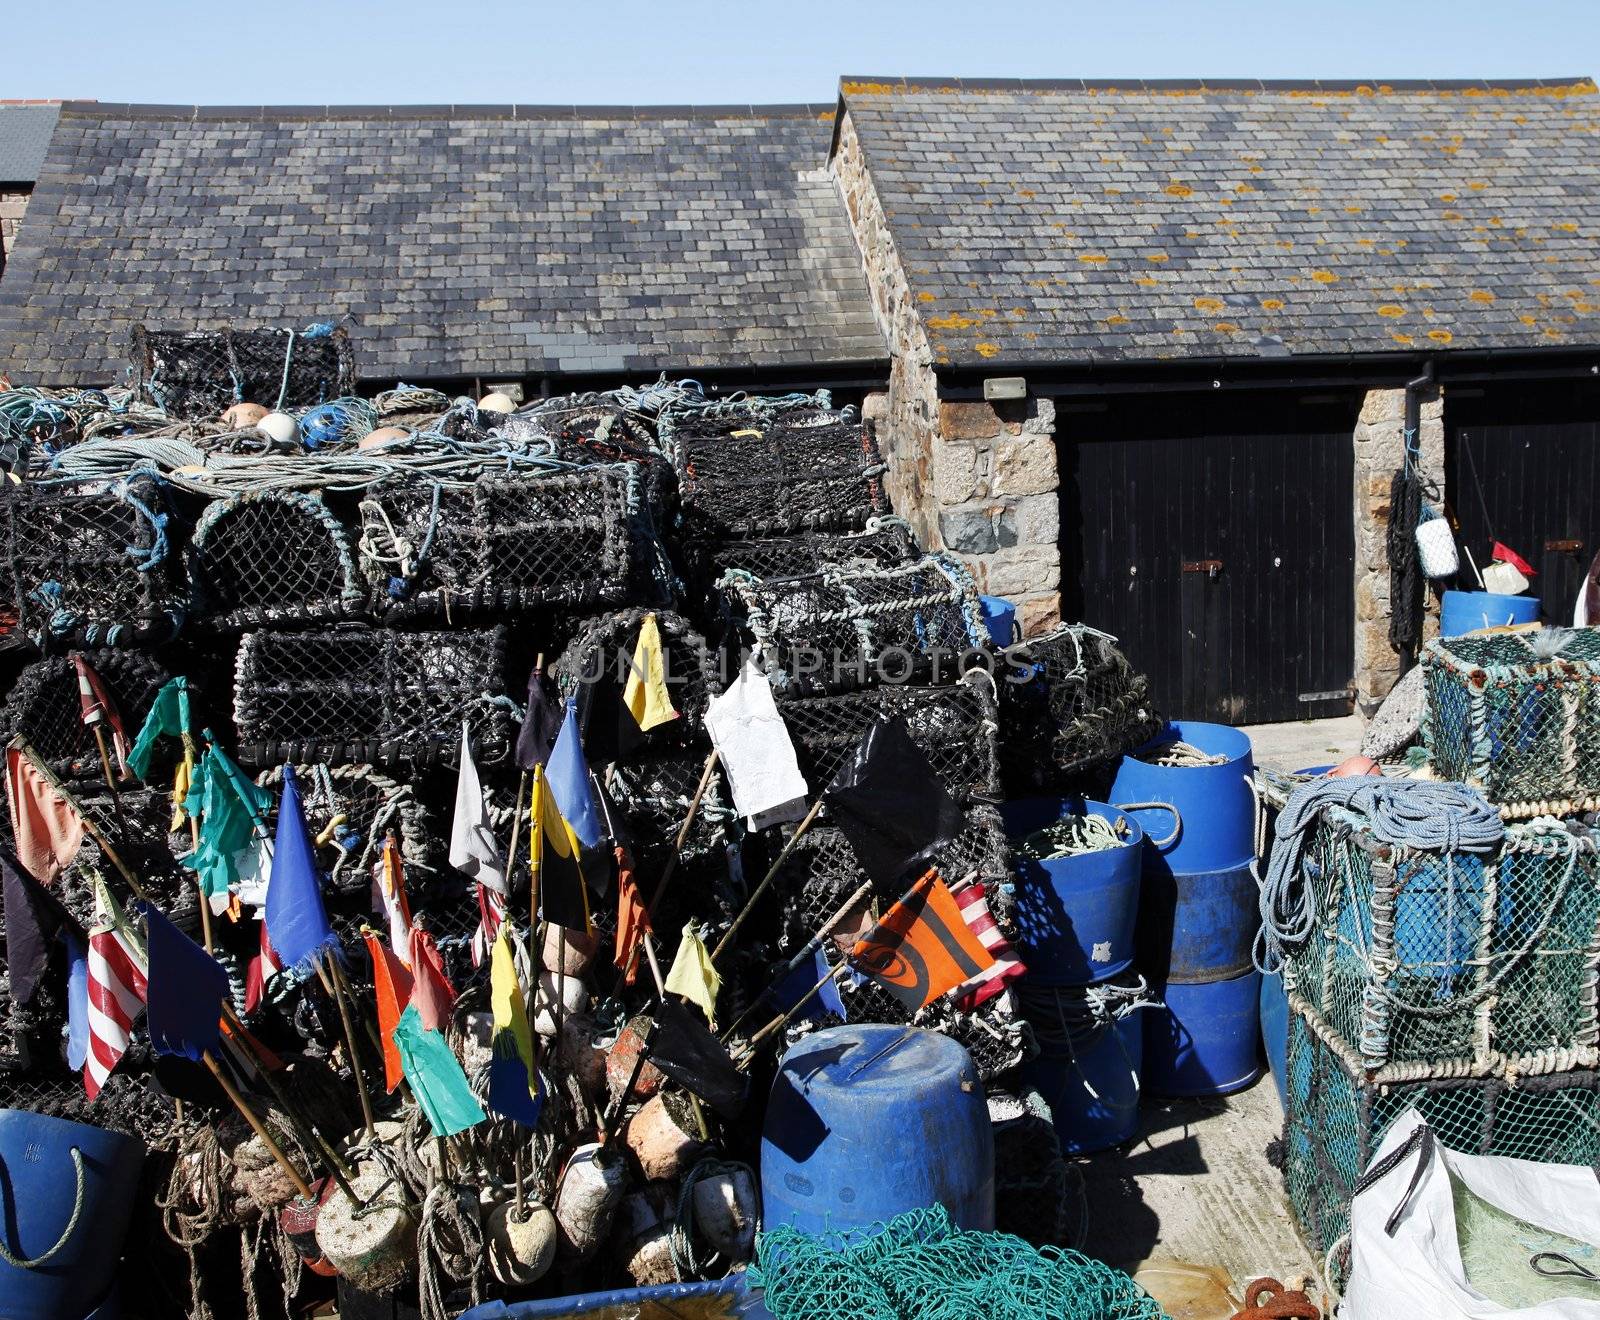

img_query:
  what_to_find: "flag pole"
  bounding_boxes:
[736,962,852,1063]
[203,1047,314,1201]
[709,795,825,965]
[179,732,213,953]
[640,748,718,926]
[323,948,376,1140]
[88,723,134,847]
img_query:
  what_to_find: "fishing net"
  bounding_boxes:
[1282,804,1600,1078]
[775,680,1002,807]
[189,490,367,629]
[990,1088,1080,1249]
[358,466,662,620]
[128,324,357,421]
[232,626,513,768]
[999,625,1162,794]
[557,609,723,746]
[719,553,989,695]
[1284,1008,1600,1290]
[2,650,173,778]
[501,399,676,522]
[660,403,889,540]
[0,1059,183,1147]
[2,475,186,647]
[750,1203,1167,1320]
[1421,629,1600,816]
[684,521,920,603]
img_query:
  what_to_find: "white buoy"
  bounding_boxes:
[477,391,515,415]
[256,411,299,445]
[533,972,590,1037]
[553,1142,625,1262]
[542,924,600,976]
[314,1162,418,1294]
[616,1190,677,1287]
[626,1093,703,1181]
[485,1199,557,1286]
[692,1167,758,1262]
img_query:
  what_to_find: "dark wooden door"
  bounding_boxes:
[1059,390,1358,726]
[1447,380,1600,624]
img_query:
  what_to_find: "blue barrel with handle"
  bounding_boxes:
[1144,972,1264,1096]
[1440,589,1540,637]
[761,1025,993,1241]
[1000,798,1173,985]
[0,1109,145,1320]
[1018,978,1148,1153]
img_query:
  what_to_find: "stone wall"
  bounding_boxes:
[1353,384,1445,715]
[833,111,1062,635]
[0,187,29,262]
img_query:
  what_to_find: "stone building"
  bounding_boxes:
[0,102,61,279]
[2,82,1599,722]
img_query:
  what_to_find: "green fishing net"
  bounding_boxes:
[750,1206,1169,1320]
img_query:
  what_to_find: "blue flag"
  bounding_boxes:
[145,903,228,1061]
[547,699,601,850]
[767,944,846,1023]
[265,764,340,974]
[64,929,89,1071]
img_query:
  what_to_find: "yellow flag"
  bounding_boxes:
[170,758,191,834]
[665,921,721,1028]
[623,613,679,733]
[490,929,539,1094]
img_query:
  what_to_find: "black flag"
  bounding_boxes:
[2,848,80,1006]
[650,1000,749,1119]
[514,666,563,771]
[822,717,965,886]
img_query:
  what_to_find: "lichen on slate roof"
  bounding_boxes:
[836,77,1600,368]
[0,102,885,385]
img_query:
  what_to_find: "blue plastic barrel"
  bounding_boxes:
[1143,972,1264,1096]
[761,1025,994,1240]
[1440,590,1540,637]
[1000,798,1145,985]
[0,1109,145,1320]
[1259,969,1289,1111]
[1019,987,1145,1154]
[978,595,1019,647]
[457,1277,773,1319]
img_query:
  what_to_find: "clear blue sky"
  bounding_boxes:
[7,0,1598,105]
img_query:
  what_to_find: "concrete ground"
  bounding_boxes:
[1071,716,1360,1315]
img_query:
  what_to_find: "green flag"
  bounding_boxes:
[393,1003,485,1137]
[182,744,273,914]
[127,677,190,781]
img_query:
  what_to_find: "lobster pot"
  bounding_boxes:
[1421,630,1600,816]
[52,784,196,928]
[2,651,173,779]
[998,625,1162,794]
[761,1025,993,1241]
[128,324,356,420]
[687,521,919,606]
[719,553,988,695]
[1110,722,1259,986]
[1000,799,1144,986]
[1438,589,1541,638]
[1284,1009,1600,1290]
[660,399,890,540]
[363,466,662,620]
[1017,979,1146,1154]
[1283,805,1600,1078]
[190,491,366,629]
[0,1109,145,1320]
[501,404,677,524]
[1,475,185,647]
[775,681,1001,808]
[1143,972,1263,1097]
[233,626,512,768]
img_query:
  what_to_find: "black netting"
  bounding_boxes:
[189,491,367,629]
[233,626,512,768]
[661,403,889,539]
[2,475,186,647]
[999,625,1163,794]
[683,522,921,602]
[129,324,356,421]
[719,553,989,695]
[2,650,173,778]
[556,609,723,750]
[775,681,1002,806]
[604,747,736,865]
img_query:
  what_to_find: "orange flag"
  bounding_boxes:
[407,925,457,1033]
[614,845,652,986]
[5,746,85,884]
[364,930,413,1093]
[849,868,997,1012]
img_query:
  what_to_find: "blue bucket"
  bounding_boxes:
[1143,972,1264,1096]
[1440,590,1541,637]
[761,1025,994,1241]
[1259,969,1289,1111]
[0,1109,145,1320]
[1110,721,1256,873]
[457,1276,773,1319]
[978,595,1018,647]
[1019,991,1145,1154]
[1000,798,1147,985]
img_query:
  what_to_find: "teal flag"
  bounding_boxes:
[394,1004,485,1137]
[182,744,273,913]
[127,677,190,781]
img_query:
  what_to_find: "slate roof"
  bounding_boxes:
[0,102,885,385]
[0,102,61,184]
[837,77,1600,368]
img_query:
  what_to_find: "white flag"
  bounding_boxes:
[704,659,809,830]
[449,723,505,892]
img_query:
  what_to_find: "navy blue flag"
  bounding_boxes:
[144,903,228,1062]
[766,944,846,1023]
[514,667,562,771]
[265,764,340,974]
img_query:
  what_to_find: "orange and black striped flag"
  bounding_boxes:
[848,868,997,1012]
[529,764,591,933]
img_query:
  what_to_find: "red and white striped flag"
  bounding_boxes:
[84,880,148,1100]
[951,878,1026,1012]
[243,920,281,1014]
[471,882,506,969]
[70,653,131,776]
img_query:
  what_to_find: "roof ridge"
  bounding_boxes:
[56,100,835,122]
[838,75,1597,96]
